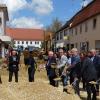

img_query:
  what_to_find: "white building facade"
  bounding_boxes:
[6,28,44,51]
[14,40,42,49]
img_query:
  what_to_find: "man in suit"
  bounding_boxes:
[46,51,56,86]
[90,49,100,96]
[8,50,19,82]
[81,53,97,100]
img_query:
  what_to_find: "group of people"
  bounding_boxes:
[0,47,100,100]
[0,48,37,83]
[23,48,37,82]
[46,48,100,100]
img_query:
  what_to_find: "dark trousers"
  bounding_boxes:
[47,68,56,86]
[28,68,35,82]
[24,58,29,65]
[70,70,80,96]
[96,84,99,93]
[9,71,18,82]
[49,76,55,86]
[69,70,74,84]
[0,76,2,83]
[86,83,97,100]
[96,72,100,93]
[61,75,68,86]
[82,78,86,90]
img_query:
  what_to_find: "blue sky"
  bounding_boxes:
[0,0,92,29]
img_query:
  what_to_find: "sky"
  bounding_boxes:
[0,0,92,29]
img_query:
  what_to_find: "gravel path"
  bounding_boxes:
[0,62,99,100]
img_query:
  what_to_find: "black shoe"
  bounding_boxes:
[87,96,91,100]
[63,88,67,92]
[92,97,97,100]
[0,81,2,84]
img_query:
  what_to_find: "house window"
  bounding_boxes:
[30,41,32,44]
[80,25,82,33]
[64,30,66,36]
[75,28,77,35]
[14,41,15,44]
[93,18,97,29]
[75,43,78,48]
[69,29,73,36]
[22,41,24,44]
[35,41,39,44]
[65,30,68,35]
[72,29,73,34]
[56,35,59,40]
[17,41,20,44]
[85,22,88,32]
[60,32,63,40]
[26,41,28,44]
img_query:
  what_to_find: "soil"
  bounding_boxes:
[0,56,99,100]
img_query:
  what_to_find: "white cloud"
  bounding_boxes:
[0,0,53,16]
[31,0,53,15]
[0,0,53,28]
[9,17,44,29]
[0,0,27,15]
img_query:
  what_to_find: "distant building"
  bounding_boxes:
[55,21,70,51]
[6,28,44,50]
[0,4,11,58]
[55,0,100,51]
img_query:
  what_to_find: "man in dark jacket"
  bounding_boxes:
[90,49,100,96]
[23,48,30,70]
[28,52,36,82]
[81,54,97,100]
[8,50,19,82]
[68,48,81,96]
[46,51,57,86]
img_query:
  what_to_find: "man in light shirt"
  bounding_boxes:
[57,49,68,91]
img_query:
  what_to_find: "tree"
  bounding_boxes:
[46,17,63,33]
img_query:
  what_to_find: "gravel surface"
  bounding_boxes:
[0,57,99,100]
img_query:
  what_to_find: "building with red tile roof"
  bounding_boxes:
[6,28,45,50]
[70,0,100,28]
